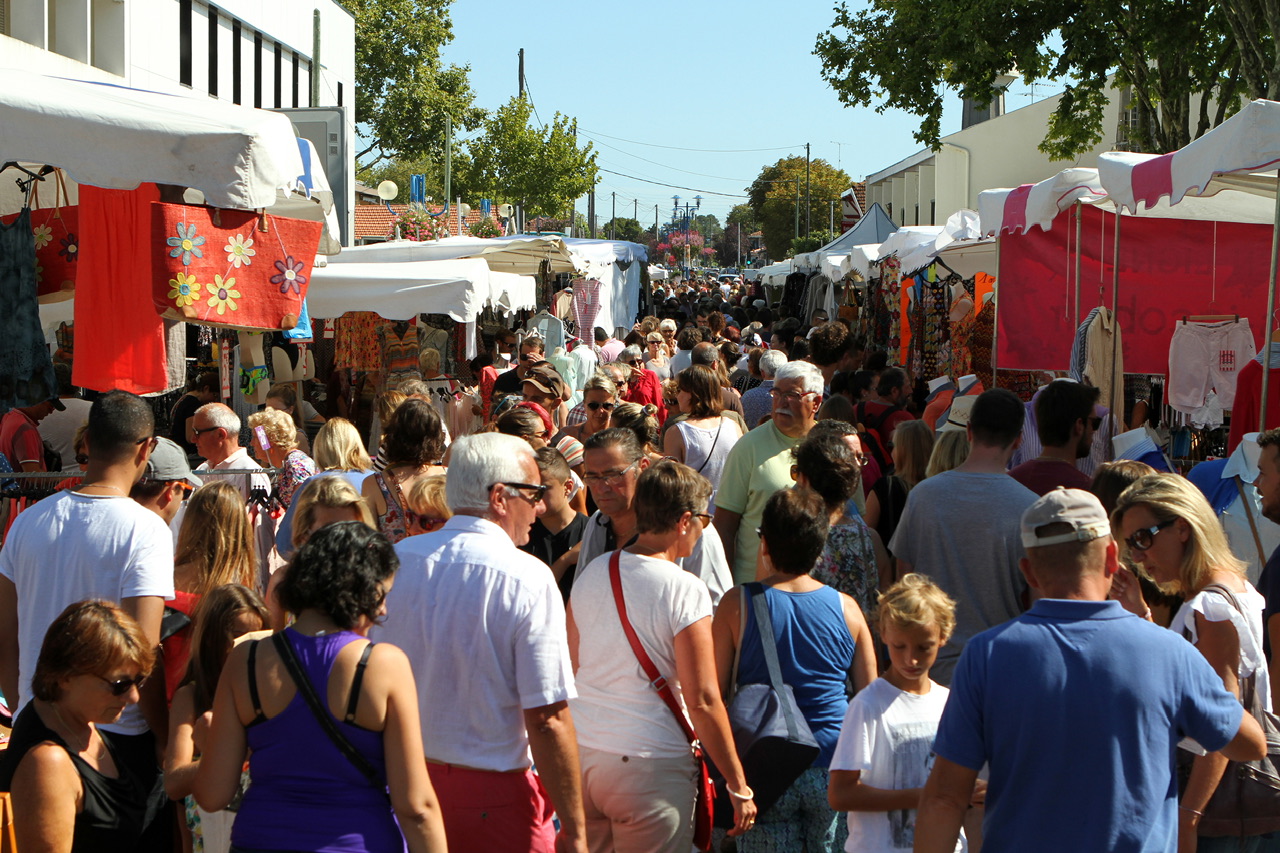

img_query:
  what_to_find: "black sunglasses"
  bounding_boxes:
[496,482,549,503]
[96,673,148,696]
[1125,518,1175,552]
[586,401,616,411]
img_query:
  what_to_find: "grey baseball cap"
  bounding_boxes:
[1020,487,1111,549]
[145,437,203,488]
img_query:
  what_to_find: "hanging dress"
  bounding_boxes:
[0,209,57,409]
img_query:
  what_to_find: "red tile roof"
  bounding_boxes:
[353,203,504,241]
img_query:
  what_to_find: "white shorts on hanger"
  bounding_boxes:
[1168,318,1256,413]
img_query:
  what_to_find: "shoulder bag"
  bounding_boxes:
[608,550,715,852]
[1177,583,1280,836]
[270,632,388,802]
[712,582,820,827]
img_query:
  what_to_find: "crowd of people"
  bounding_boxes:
[0,271,1276,853]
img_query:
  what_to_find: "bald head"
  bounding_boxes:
[691,341,719,367]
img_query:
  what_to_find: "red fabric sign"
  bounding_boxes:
[997,204,1274,374]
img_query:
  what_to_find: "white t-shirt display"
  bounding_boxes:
[0,491,175,735]
[38,398,93,472]
[372,515,575,773]
[831,677,964,853]
[570,551,712,759]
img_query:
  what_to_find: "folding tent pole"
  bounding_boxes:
[991,236,1001,383]
[1074,202,1083,333]
[1110,212,1121,427]
[1260,173,1280,432]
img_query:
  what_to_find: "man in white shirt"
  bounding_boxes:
[191,402,272,497]
[0,390,174,848]
[373,433,587,853]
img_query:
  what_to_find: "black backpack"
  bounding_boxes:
[855,401,902,475]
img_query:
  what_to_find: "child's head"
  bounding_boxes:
[534,447,573,514]
[405,474,451,534]
[876,574,956,684]
[187,584,269,713]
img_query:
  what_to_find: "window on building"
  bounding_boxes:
[273,41,282,109]
[292,51,299,108]
[231,20,241,104]
[207,5,218,97]
[179,0,193,88]
[253,32,262,108]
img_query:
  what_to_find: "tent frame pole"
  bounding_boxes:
[1074,202,1083,334]
[991,235,1001,384]
[1110,211,1121,430]
[1261,173,1280,432]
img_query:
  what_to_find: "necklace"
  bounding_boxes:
[79,483,127,495]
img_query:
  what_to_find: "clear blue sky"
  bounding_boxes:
[439,0,983,233]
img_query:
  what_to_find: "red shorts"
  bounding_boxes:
[427,762,557,853]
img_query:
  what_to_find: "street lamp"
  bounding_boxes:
[672,194,701,277]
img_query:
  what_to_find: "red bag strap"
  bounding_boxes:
[609,550,698,746]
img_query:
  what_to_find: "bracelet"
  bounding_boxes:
[728,786,755,802]
[1180,806,1204,817]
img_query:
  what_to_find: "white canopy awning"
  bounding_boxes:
[306,258,535,322]
[330,235,578,275]
[0,70,308,210]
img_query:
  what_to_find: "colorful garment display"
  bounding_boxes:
[333,312,381,372]
[380,320,421,389]
[0,209,58,409]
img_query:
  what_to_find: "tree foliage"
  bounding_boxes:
[747,157,851,260]
[356,152,475,203]
[351,0,485,167]
[467,97,599,218]
[691,214,723,244]
[715,222,751,267]
[813,0,1251,158]
[726,204,761,234]
[600,218,646,242]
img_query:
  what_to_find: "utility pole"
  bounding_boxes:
[518,49,525,98]
[588,182,596,238]
[633,199,638,223]
[611,192,616,239]
[794,179,800,241]
[654,205,659,247]
[805,142,811,237]
[443,114,452,229]
[830,199,835,236]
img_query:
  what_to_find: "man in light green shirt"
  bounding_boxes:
[714,360,823,584]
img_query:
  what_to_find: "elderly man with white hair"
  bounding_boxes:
[714,360,824,584]
[372,432,587,853]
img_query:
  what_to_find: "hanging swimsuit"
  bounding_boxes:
[372,471,411,544]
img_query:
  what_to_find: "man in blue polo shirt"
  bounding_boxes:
[915,488,1266,853]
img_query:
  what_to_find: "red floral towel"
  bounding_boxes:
[152,203,322,331]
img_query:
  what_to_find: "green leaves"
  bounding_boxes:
[746,157,851,260]
[467,97,598,219]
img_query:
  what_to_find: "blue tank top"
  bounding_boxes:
[232,628,403,853]
[736,584,855,767]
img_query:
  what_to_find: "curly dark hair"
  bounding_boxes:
[793,430,861,509]
[382,398,445,467]
[277,522,399,629]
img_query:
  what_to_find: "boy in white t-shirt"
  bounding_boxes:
[829,574,976,853]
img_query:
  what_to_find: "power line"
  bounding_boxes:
[580,132,758,183]
[580,128,806,154]
[597,168,748,198]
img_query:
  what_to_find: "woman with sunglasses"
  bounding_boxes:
[567,460,756,850]
[1,599,157,852]
[1112,473,1269,853]
[564,374,619,444]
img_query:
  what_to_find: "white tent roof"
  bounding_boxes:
[759,260,792,287]
[794,203,899,271]
[1099,99,1280,212]
[0,70,307,210]
[330,235,578,275]
[307,259,536,321]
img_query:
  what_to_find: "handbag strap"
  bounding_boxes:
[609,550,698,746]
[729,583,747,699]
[1235,477,1268,567]
[693,420,724,475]
[746,582,806,742]
[1199,582,1265,710]
[271,632,385,792]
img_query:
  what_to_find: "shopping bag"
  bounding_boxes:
[0,168,78,302]
[152,203,322,331]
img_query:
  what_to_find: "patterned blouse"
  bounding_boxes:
[810,517,879,620]
[277,449,317,508]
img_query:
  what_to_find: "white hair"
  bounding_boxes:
[619,345,643,363]
[196,403,240,433]
[759,350,789,380]
[659,319,677,332]
[774,360,823,394]
[446,433,535,513]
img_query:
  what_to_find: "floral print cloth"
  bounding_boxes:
[810,517,879,620]
[276,449,317,507]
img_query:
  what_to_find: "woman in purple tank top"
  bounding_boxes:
[195,522,447,853]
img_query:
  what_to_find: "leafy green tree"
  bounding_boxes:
[814,0,1246,158]
[715,222,751,267]
[747,157,851,259]
[726,204,761,234]
[351,0,485,168]
[691,214,723,244]
[357,151,476,203]
[600,218,645,242]
[467,97,599,218]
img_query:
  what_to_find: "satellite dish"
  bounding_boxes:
[460,203,472,218]
[376,180,398,200]
[498,203,514,218]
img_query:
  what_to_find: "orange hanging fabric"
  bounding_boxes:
[74,184,167,394]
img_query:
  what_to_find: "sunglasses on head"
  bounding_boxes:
[96,673,148,696]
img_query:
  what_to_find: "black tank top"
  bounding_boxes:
[0,703,148,851]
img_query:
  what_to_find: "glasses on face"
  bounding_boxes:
[96,673,148,696]
[582,460,641,489]
[496,482,548,504]
[693,512,713,529]
[586,401,616,412]
[135,436,159,450]
[768,388,817,404]
[192,426,219,437]
[852,452,868,466]
[1125,518,1176,552]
